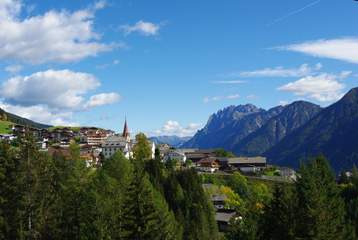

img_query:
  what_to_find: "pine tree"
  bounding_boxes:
[0,142,22,239]
[295,156,346,240]
[52,150,97,240]
[145,158,165,193]
[260,184,296,240]
[176,169,219,240]
[18,132,41,239]
[91,151,132,239]
[341,166,358,238]
[120,162,179,240]
[154,148,161,162]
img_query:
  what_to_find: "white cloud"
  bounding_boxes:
[0,0,113,64]
[239,63,322,78]
[0,0,21,19]
[278,38,358,64]
[278,72,348,102]
[1,69,100,110]
[0,101,78,126]
[4,64,22,74]
[226,94,240,99]
[93,0,107,10]
[0,69,120,125]
[203,93,240,103]
[151,120,201,137]
[85,92,120,108]
[121,20,160,36]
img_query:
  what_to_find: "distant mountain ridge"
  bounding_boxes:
[265,88,358,172]
[234,101,321,156]
[149,135,191,147]
[183,104,285,149]
[183,88,358,171]
[183,102,319,154]
[0,108,51,129]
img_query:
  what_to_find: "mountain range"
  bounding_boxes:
[149,135,191,148]
[183,88,358,172]
[265,88,358,171]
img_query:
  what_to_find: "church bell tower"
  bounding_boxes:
[122,118,130,141]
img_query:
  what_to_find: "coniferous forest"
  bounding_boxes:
[0,133,357,240]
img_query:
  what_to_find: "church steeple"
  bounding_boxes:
[122,117,130,139]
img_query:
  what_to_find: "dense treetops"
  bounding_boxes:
[0,133,219,240]
[1,132,357,239]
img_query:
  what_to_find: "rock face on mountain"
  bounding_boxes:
[182,104,285,149]
[233,101,322,156]
[265,88,358,172]
[149,135,191,148]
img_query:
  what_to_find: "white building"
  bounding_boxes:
[102,135,131,159]
[102,119,132,159]
[164,150,187,163]
[150,141,156,159]
[0,134,16,141]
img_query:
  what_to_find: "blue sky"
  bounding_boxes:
[0,0,358,136]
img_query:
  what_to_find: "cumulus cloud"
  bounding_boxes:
[0,0,21,19]
[85,92,121,108]
[151,120,201,137]
[121,20,160,36]
[0,69,120,125]
[278,38,358,64]
[0,0,113,64]
[277,72,348,102]
[239,63,322,78]
[1,69,100,109]
[203,93,240,103]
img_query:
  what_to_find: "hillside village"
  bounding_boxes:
[0,117,299,231]
[0,118,296,179]
[1,0,358,238]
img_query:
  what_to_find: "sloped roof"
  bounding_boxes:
[215,212,236,223]
[218,157,266,164]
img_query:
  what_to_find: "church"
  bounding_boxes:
[101,119,133,159]
[101,119,156,160]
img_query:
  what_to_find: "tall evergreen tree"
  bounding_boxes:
[145,158,165,193]
[120,161,179,240]
[295,156,346,240]
[176,169,219,240]
[91,151,132,239]
[0,142,22,239]
[48,147,98,240]
[341,166,358,238]
[18,132,41,239]
[260,184,296,240]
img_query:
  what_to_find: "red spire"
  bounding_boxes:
[122,117,129,138]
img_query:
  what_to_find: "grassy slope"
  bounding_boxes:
[0,120,13,134]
